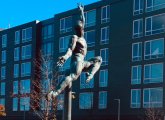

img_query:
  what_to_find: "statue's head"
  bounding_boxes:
[74,20,84,37]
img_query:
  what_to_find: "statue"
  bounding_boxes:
[47,3,102,100]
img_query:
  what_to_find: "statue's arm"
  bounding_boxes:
[63,35,77,60]
[78,3,85,27]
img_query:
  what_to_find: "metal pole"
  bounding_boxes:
[24,105,25,120]
[114,99,120,120]
[63,82,72,120]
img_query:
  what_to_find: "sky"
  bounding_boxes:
[0,0,100,29]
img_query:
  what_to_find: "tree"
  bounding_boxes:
[144,108,164,120]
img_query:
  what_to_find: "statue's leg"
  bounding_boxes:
[83,56,102,82]
[47,61,83,100]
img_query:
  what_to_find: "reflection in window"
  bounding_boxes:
[99,69,108,87]
[60,16,72,33]
[133,0,144,15]
[131,89,141,108]
[13,81,18,94]
[20,97,30,111]
[84,30,95,47]
[85,10,96,27]
[143,87,163,108]
[13,98,18,111]
[14,47,20,61]
[2,34,7,48]
[132,42,142,61]
[131,65,141,84]
[133,19,143,38]
[22,27,32,43]
[98,91,107,109]
[79,92,93,109]
[100,48,109,66]
[21,62,31,77]
[144,38,164,60]
[20,79,30,94]
[101,5,110,23]
[144,63,163,84]
[15,31,20,44]
[80,72,94,89]
[59,36,70,53]
[14,64,19,78]
[146,0,165,12]
[101,27,109,44]
[0,82,5,95]
[1,66,6,80]
[1,50,6,64]
[42,24,54,39]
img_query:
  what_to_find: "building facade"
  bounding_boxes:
[0,0,165,120]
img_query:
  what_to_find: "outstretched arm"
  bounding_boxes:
[57,36,77,66]
[78,3,85,27]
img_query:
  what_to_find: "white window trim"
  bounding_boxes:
[100,48,109,66]
[59,35,71,53]
[133,19,143,38]
[99,69,108,87]
[131,65,141,85]
[131,89,141,108]
[98,91,107,109]
[101,5,110,23]
[60,16,72,33]
[132,42,142,61]
[146,0,165,12]
[84,30,95,47]
[22,27,32,42]
[15,30,20,44]
[84,9,96,28]
[101,26,109,44]
[133,0,143,15]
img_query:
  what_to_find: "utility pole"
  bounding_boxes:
[114,99,120,120]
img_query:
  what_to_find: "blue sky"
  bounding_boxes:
[0,0,100,29]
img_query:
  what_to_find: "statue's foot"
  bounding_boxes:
[86,72,93,83]
[46,91,58,101]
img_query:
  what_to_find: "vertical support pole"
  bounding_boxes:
[63,82,72,120]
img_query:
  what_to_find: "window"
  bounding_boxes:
[0,98,5,106]
[15,30,20,44]
[80,72,94,89]
[99,91,107,109]
[85,10,96,27]
[1,50,6,64]
[84,30,95,47]
[131,89,141,108]
[59,36,70,52]
[42,42,54,56]
[2,34,7,48]
[144,63,163,84]
[1,66,6,80]
[133,19,143,38]
[101,27,109,44]
[132,42,142,61]
[57,94,64,110]
[143,87,163,108]
[0,83,5,95]
[133,0,144,15]
[14,64,19,78]
[100,48,109,66]
[42,79,51,93]
[79,92,93,109]
[22,44,32,60]
[20,97,30,111]
[99,69,108,87]
[146,14,165,36]
[131,65,141,84]
[13,81,18,94]
[13,98,18,111]
[42,24,54,39]
[22,27,32,43]
[21,62,31,77]
[144,38,164,60]
[20,79,30,94]
[101,5,110,23]
[85,51,95,60]
[14,47,20,61]
[146,0,165,12]
[60,16,72,33]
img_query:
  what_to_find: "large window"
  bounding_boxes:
[0,98,5,106]
[146,14,165,36]
[14,64,19,78]
[0,82,5,95]
[22,27,32,43]
[1,50,6,64]
[101,27,109,44]
[20,97,30,111]
[79,92,93,109]
[131,89,141,108]
[144,38,164,60]
[13,81,18,94]
[57,94,64,110]
[59,36,70,53]
[60,16,72,33]
[84,30,95,47]
[1,66,6,80]
[144,63,163,84]
[133,0,144,15]
[143,87,163,108]
[42,24,54,39]
[132,42,142,61]
[22,44,32,60]
[20,79,30,94]
[131,65,141,84]
[13,98,18,111]
[146,0,165,12]
[85,10,96,27]
[2,34,7,48]
[80,72,94,89]
[133,19,143,38]
[100,48,109,66]
[101,5,110,23]
[14,47,20,61]
[15,30,20,44]
[21,62,31,77]
[99,69,108,87]
[98,91,107,109]
[42,42,54,56]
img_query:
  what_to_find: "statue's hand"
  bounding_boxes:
[78,3,84,11]
[57,56,66,67]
